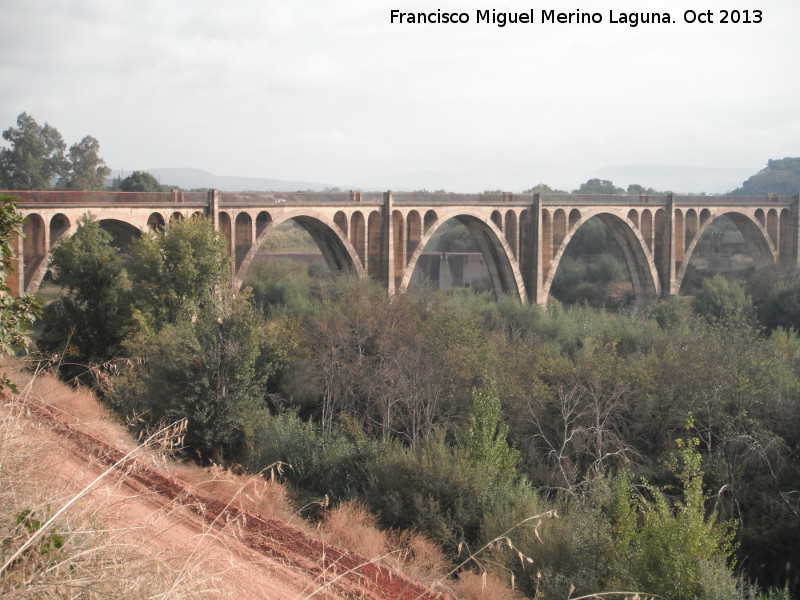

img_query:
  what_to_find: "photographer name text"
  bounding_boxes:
[389,8,763,27]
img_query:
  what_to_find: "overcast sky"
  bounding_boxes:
[1,0,798,192]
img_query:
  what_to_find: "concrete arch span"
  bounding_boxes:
[676,210,778,293]
[22,216,143,294]
[233,211,365,288]
[544,213,661,306]
[399,212,526,302]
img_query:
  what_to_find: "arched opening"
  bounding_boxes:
[685,209,698,252]
[334,211,348,236]
[569,209,581,231]
[235,212,253,269]
[406,216,522,300]
[392,210,404,289]
[491,211,502,230]
[98,219,141,253]
[147,212,165,231]
[553,209,567,250]
[241,215,360,308]
[678,213,767,295]
[351,212,366,264]
[242,219,329,293]
[424,210,437,233]
[641,209,653,252]
[22,214,46,283]
[549,215,648,308]
[218,212,232,257]
[256,211,271,239]
[171,211,184,223]
[779,209,792,264]
[653,209,667,291]
[367,211,382,278]
[49,214,70,247]
[519,210,533,297]
[674,209,685,265]
[542,210,552,276]
[407,210,421,263]
[504,211,517,257]
[627,209,639,230]
[767,209,778,248]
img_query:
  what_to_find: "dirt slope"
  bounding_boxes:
[5,391,445,600]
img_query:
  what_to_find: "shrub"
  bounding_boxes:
[246,411,373,501]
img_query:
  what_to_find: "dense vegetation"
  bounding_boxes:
[23,213,800,599]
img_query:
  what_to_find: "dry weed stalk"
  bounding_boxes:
[0,418,186,577]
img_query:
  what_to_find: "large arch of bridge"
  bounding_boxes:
[20,212,145,294]
[675,209,777,293]
[544,212,661,306]
[399,211,526,302]
[232,210,364,288]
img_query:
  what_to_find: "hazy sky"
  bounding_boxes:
[1,0,798,192]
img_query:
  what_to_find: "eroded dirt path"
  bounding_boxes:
[18,396,444,600]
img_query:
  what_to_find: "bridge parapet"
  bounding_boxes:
[392,192,531,205]
[672,194,794,207]
[541,193,671,207]
[219,191,384,206]
[10,190,208,208]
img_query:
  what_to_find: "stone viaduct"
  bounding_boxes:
[4,189,799,306]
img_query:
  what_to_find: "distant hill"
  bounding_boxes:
[729,158,800,195]
[109,168,338,192]
[591,164,754,194]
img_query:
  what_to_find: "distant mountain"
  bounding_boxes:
[109,168,338,192]
[590,164,755,194]
[729,158,800,196]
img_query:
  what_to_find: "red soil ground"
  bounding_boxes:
[13,394,446,600]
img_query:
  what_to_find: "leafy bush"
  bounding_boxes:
[246,411,373,501]
[692,275,752,320]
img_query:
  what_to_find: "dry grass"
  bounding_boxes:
[319,500,388,560]
[174,462,296,524]
[448,570,525,600]
[387,531,450,588]
[0,389,231,599]
[3,358,134,451]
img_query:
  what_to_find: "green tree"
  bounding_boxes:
[522,183,567,194]
[0,195,40,391]
[0,113,68,190]
[117,171,165,192]
[458,385,518,487]
[38,215,130,380]
[692,275,752,320]
[115,290,270,464]
[574,178,625,194]
[757,278,800,331]
[610,431,738,600]
[59,136,111,190]
[127,217,230,331]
